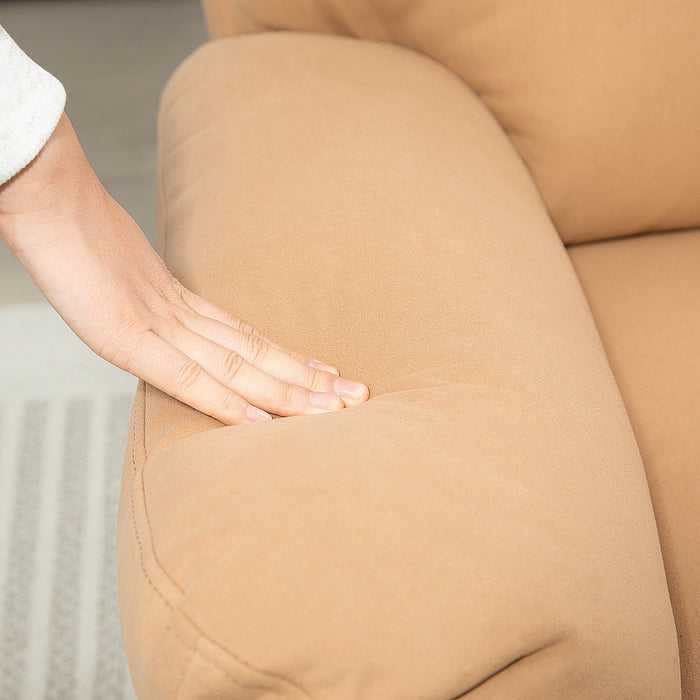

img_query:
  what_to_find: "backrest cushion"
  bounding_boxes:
[202,0,700,244]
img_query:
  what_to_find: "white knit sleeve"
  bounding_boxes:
[0,24,66,185]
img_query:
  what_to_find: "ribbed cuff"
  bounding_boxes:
[0,25,67,185]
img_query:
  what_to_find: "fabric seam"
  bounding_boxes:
[125,127,315,696]
[128,403,313,697]
[171,627,196,700]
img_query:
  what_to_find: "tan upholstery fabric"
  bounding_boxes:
[117,34,681,698]
[568,229,700,699]
[202,0,700,245]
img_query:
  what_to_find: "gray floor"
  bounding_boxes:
[0,304,138,700]
[0,0,208,303]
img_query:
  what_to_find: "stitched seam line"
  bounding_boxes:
[129,421,313,697]
[172,627,196,700]
[126,127,315,697]
[168,623,296,699]
[130,392,139,473]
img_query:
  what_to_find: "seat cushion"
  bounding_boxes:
[202,0,700,245]
[568,228,700,699]
[117,33,680,698]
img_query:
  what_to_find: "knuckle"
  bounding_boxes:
[230,316,254,336]
[307,366,328,392]
[276,380,297,409]
[146,305,190,340]
[219,350,246,384]
[149,279,200,330]
[227,315,270,344]
[241,320,257,336]
[172,302,198,326]
[175,359,203,391]
[245,333,269,366]
[245,320,267,342]
[152,268,185,302]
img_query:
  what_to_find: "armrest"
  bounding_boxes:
[118,33,680,699]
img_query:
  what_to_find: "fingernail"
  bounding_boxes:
[247,405,272,422]
[309,390,342,410]
[333,377,368,399]
[308,359,340,376]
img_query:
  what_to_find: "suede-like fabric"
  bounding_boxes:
[117,34,681,698]
[568,229,700,699]
[202,0,700,245]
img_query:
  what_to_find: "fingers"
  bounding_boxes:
[118,282,370,424]
[123,331,273,425]
[162,322,365,418]
[176,287,370,407]
[176,312,369,405]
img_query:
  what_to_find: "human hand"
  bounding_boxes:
[0,113,369,424]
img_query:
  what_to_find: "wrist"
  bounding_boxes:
[0,113,104,250]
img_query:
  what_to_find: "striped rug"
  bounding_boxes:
[0,303,138,700]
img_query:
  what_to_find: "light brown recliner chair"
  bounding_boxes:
[117,2,700,697]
